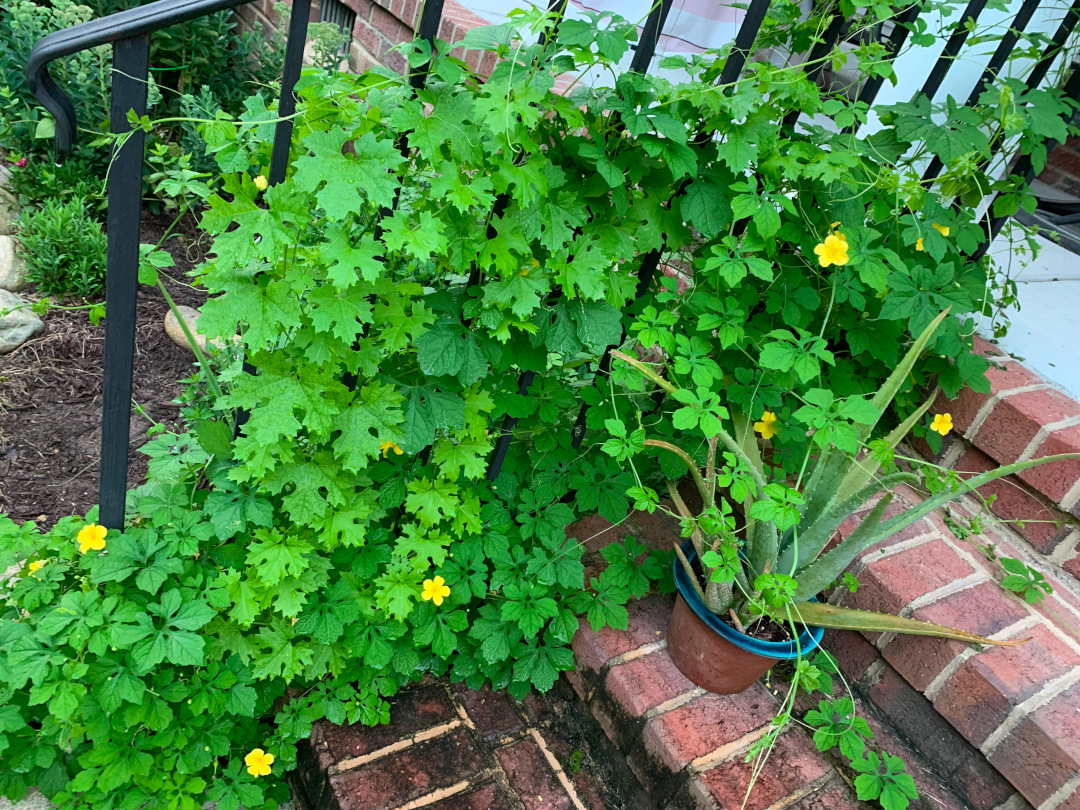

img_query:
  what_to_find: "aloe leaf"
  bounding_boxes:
[731,412,765,479]
[771,600,1030,646]
[778,472,919,575]
[732,412,764,548]
[749,516,778,579]
[705,578,734,615]
[792,493,892,602]
[793,311,947,555]
[835,389,938,504]
[856,309,949,446]
[794,446,850,545]
[866,453,1080,547]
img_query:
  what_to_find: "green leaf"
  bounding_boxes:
[774,602,1032,645]
[416,322,466,377]
[681,181,733,238]
[333,381,405,472]
[307,284,374,343]
[293,128,403,215]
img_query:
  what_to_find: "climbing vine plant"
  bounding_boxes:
[2,2,1075,809]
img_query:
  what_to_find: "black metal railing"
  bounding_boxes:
[26,0,1080,530]
[28,0,320,529]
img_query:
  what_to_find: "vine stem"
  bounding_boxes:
[156,278,228,425]
[610,350,678,395]
[645,439,708,503]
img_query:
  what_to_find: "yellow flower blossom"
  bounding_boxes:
[27,560,46,578]
[813,233,849,267]
[379,440,403,458]
[915,237,924,251]
[253,175,268,191]
[244,749,274,777]
[421,576,451,606]
[753,411,779,440]
[77,523,107,554]
[930,413,953,437]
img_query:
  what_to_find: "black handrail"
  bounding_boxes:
[28,0,258,162]
[27,0,302,530]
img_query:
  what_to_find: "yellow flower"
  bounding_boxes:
[915,237,924,251]
[930,413,953,437]
[27,560,46,578]
[932,223,950,237]
[813,233,849,267]
[253,175,268,191]
[421,576,451,606]
[753,411,779,440]
[244,749,274,778]
[379,440,403,458]
[77,523,107,554]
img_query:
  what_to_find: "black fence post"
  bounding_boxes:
[99,34,151,530]
[269,0,312,186]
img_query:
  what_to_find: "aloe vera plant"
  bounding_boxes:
[610,310,1080,645]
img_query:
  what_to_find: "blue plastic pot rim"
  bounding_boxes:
[672,539,824,660]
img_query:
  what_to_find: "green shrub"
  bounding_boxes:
[3,156,104,211]
[0,0,111,167]
[1,0,285,208]
[16,197,107,298]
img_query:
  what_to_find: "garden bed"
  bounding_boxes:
[0,212,205,525]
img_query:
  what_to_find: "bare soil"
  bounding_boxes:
[0,212,208,526]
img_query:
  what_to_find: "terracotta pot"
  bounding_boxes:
[668,540,824,695]
[667,594,783,694]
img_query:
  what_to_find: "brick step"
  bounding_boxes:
[292,679,654,810]
[570,593,1020,810]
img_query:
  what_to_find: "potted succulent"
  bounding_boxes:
[606,311,1080,694]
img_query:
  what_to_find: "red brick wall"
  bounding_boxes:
[914,336,1080,587]
[242,0,500,76]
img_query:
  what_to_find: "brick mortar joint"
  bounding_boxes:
[981,666,1080,757]
[1037,770,1080,810]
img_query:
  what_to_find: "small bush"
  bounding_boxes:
[16,197,107,298]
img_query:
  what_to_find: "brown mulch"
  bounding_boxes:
[0,212,209,526]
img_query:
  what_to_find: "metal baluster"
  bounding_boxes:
[922,0,1041,184]
[269,0,312,185]
[541,0,570,46]
[719,0,774,85]
[99,35,151,530]
[236,0,313,431]
[782,9,847,131]
[411,0,448,88]
[631,0,675,74]
[1016,0,1080,96]
[928,0,1080,198]
[485,0,683,477]
[918,0,988,102]
[843,2,924,134]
